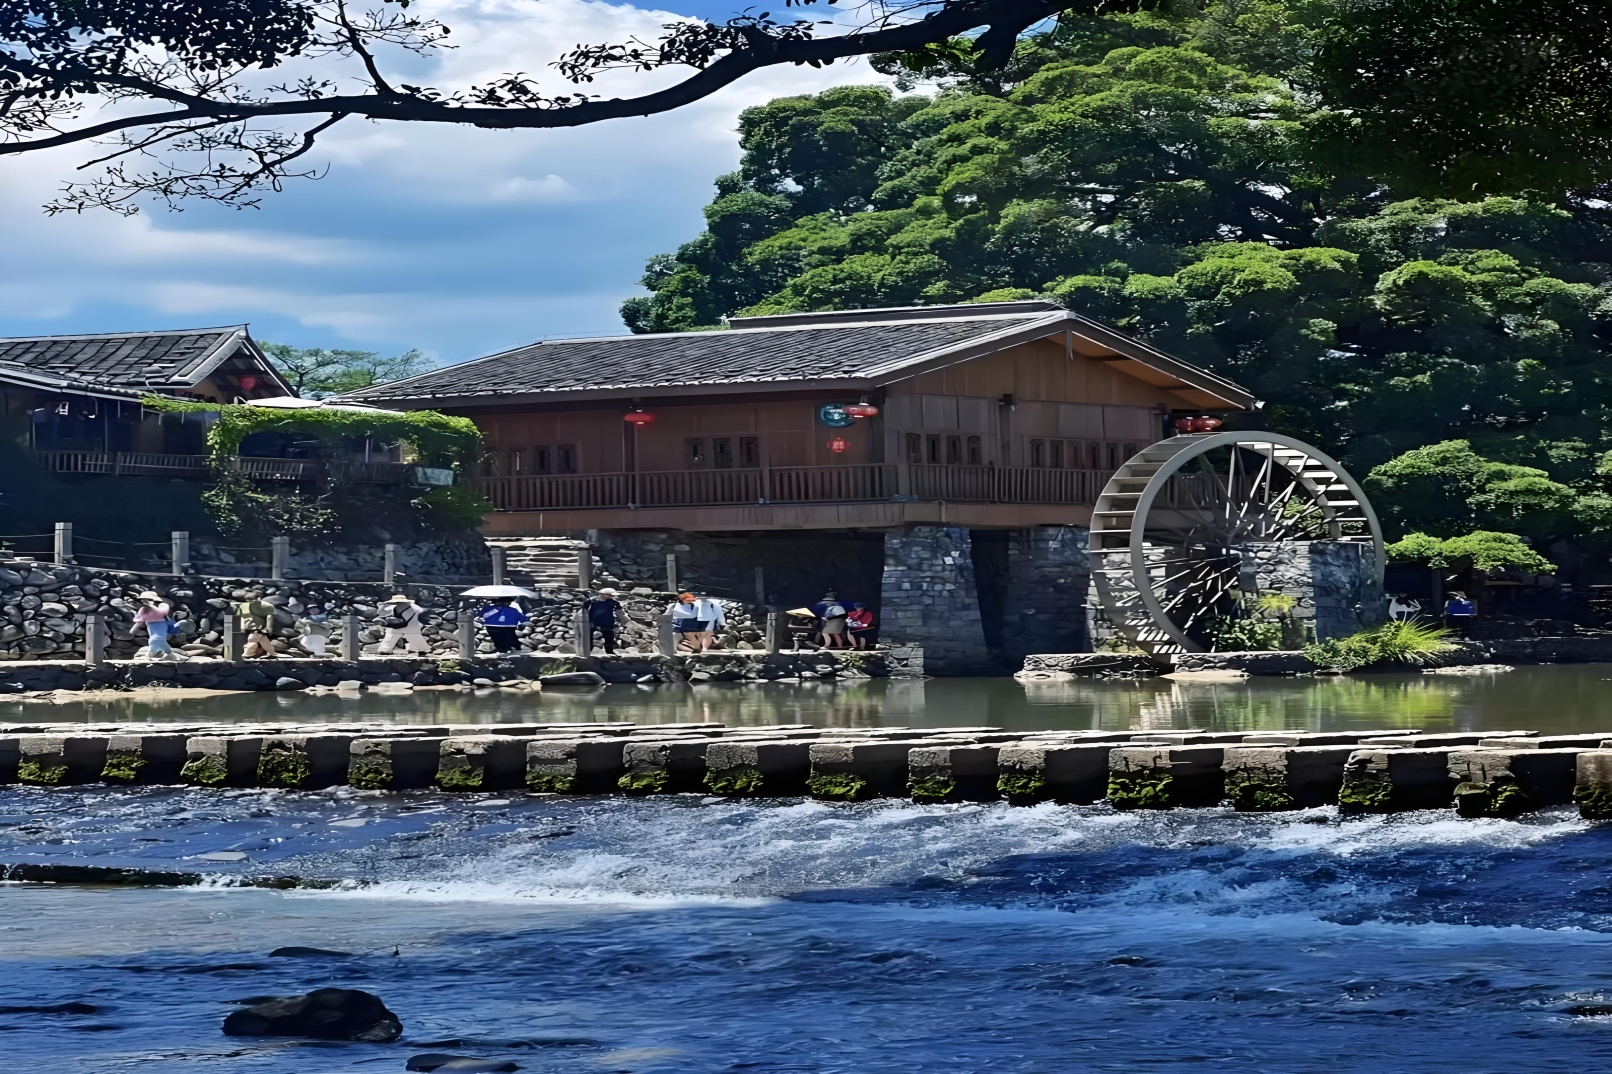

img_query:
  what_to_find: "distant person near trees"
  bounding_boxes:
[586,588,624,655]
[133,591,177,661]
[668,592,704,653]
[234,594,277,659]
[478,597,529,654]
[378,595,429,654]
[1443,593,1476,638]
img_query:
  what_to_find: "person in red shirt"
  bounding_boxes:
[847,602,875,649]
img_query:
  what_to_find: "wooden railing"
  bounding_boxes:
[479,463,1112,511]
[29,450,428,485]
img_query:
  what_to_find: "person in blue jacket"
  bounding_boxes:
[479,597,529,653]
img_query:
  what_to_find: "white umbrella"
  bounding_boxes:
[459,585,541,599]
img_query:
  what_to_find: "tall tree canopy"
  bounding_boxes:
[624,3,1612,547]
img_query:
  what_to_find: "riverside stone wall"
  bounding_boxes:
[1252,540,1385,642]
[0,647,922,693]
[0,560,762,663]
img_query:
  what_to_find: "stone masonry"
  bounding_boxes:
[879,525,992,674]
[1252,540,1385,642]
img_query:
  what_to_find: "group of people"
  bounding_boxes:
[799,591,875,650]
[132,590,348,661]
[1388,591,1478,637]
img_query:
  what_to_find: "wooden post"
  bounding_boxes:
[383,543,399,587]
[85,614,105,665]
[341,614,363,662]
[577,548,593,591]
[171,531,189,576]
[766,610,784,654]
[53,522,72,565]
[270,536,290,581]
[665,554,678,595]
[457,614,475,660]
[657,613,676,656]
[490,545,507,586]
[574,607,592,658]
[222,614,242,662]
[754,565,766,607]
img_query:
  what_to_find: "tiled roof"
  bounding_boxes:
[0,327,252,391]
[344,314,1046,403]
[342,302,1255,410]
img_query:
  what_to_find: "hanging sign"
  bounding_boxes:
[817,404,855,428]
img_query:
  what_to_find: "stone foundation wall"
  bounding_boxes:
[879,526,992,674]
[1253,540,1385,641]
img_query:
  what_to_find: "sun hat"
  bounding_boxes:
[137,590,161,600]
[388,594,410,602]
[599,587,618,596]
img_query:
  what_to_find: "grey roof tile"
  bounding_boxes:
[0,327,248,391]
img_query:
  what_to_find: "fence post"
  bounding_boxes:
[171,531,190,576]
[85,614,105,665]
[490,545,507,586]
[222,615,242,662]
[754,566,766,607]
[665,554,678,595]
[341,614,363,662]
[577,548,593,591]
[457,614,475,660]
[53,522,72,565]
[766,610,784,654]
[574,607,592,658]
[383,543,399,587]
[657,613,676,657]
[270,536,290,581]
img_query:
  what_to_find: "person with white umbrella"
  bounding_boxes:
[479,596,530,653]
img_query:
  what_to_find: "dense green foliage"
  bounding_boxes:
[625,1,1612,550]
[1387,531,1556,576]
[1305,619,1456,672]
[260,342,432,399]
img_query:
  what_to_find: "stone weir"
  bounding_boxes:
[0,649,923,694]
[3,722,1611,820]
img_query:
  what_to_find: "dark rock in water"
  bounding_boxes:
[268,946,354,959]
[0,1002,99,1015]
[222,988,402,1041]
[0,682,24,694]
[539,671,605,686]
[406,1058,520,1073]
[274,676,305,691]
[1566,1004,1612,1016]
[1107,955,1148,966]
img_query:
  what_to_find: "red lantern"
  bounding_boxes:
[827,436,851,454]
[1173,417,1195,433]
[843,402,879,419]
[1192,416,1223,432]
[624,410,655,426]
[238,375,258,392]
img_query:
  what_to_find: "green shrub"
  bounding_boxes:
[1305,619,1455,672]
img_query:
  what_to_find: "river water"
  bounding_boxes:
[7,667,1612,1072]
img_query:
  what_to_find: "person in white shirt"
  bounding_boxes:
[689,591,726,652]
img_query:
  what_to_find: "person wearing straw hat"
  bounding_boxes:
[133,591,178,661]
[377,594,429,654]
[585,587,624,654]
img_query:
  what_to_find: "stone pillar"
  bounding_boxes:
[878,525,991,674]
[992,526,1090,661]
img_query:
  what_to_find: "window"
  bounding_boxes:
[966,435,982,465]
[1030,439,1046,468]
[1122,443,1138,464]
[556,444,577,473]
[927,435,942,464]
[714,437,734,469]
[533,446,552,474]
[687,439,706,467]
[946,435,962,465]
[740,436,761,468]
[1088,442,1102,470]
[1050,441,1064,469]
[906,433,923,464]
[507,449,523,475]
[1106,443,1119,470]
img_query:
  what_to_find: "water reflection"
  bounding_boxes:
[4,665,1612,735]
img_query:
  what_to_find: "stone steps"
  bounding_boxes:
[2,724,1605,818]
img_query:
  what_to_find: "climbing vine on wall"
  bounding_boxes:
[142,396,482,468]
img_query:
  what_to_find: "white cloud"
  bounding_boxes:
[0,0,893,356]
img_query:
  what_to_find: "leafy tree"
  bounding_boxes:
[0,0,1156,212]
[260,342,431,399]
[1363,441,1585,541]
[1387,531,1556,576]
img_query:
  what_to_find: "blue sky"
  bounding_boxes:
[0,0,879,370]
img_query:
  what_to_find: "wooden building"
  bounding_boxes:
[345,300,1254,535]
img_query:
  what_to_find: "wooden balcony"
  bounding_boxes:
[478,463,1114,512]
[29,450,434,485]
